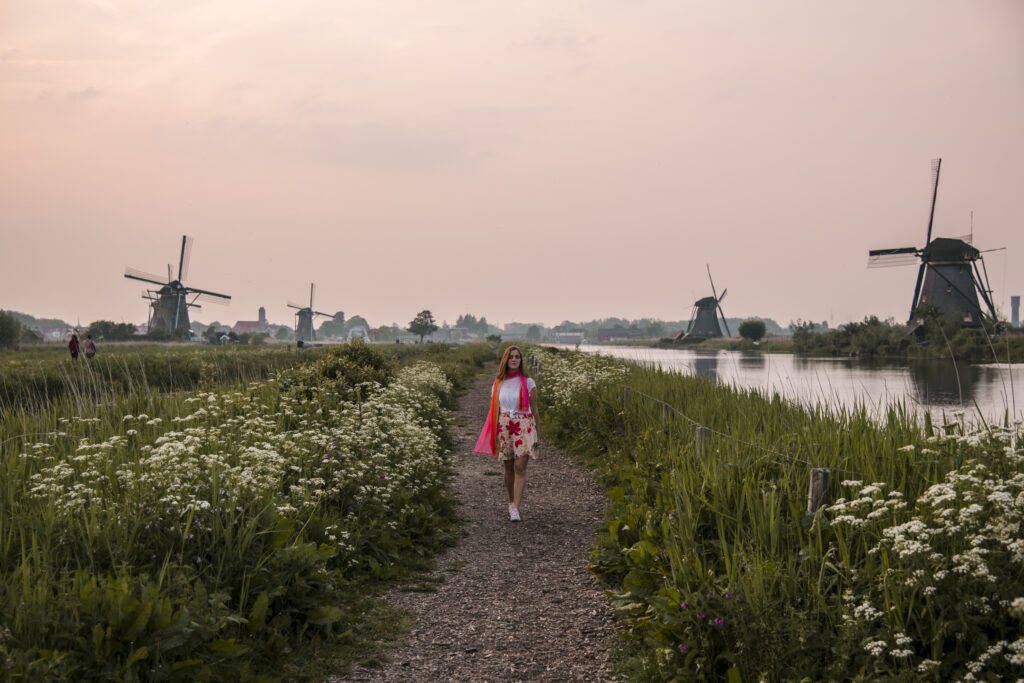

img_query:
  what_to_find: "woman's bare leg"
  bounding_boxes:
[503,458,515,504]
[513,455,529,510]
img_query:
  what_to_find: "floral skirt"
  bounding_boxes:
[496,412,538,461]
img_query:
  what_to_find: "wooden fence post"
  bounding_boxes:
[807,468,831,513]
[662,403,672,424]
[624,386,632,408]
[695,427,707,457]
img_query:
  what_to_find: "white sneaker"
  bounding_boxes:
[508,502,515,515]
[509,508,521,522]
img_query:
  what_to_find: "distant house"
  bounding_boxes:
[347,326,371,342]
[38,325,75,341]
[596,328,645,343]
[554,331,585,344]
[233,307,269,334]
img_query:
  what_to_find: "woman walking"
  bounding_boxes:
[68,333,80,360]
[474,346,539,521]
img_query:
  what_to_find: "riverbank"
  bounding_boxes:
[528,345,1024,681]
[636,323,1024,364]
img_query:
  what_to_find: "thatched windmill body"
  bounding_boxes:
[288,283,338,343]
[124,235,230,335]
[676,265,731,339]
[867,159,999,327]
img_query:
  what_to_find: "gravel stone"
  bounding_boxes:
[333,371,620,682]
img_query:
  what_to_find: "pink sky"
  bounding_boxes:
[2,0,1022,329]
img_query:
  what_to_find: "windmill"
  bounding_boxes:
[867,158,999,328]
[287,283,338,343]
[676,265,731,339]
[124,235,230,336]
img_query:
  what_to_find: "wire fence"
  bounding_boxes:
[526,355,859,512]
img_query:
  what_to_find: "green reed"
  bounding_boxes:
[532,347,1022,682]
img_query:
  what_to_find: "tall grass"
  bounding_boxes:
[530,346,1023,681]
[0,342,495,680]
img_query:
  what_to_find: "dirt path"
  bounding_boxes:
[334,371,619,682]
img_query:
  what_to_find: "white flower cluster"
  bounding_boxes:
[829,422,1024,678]
[526,347,628,409]
[23,362,454,568]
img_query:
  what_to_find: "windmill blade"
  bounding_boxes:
[314,310,333,318]
[868,248,919,268]
[168,264,173,282]
[126,272,168,287]
[717,288,728,304]
[193,293,229,306]
[287,302,306,310]
[718,304,731,337]
[909,262,927,319]
[309,283,316,310]
[125,266,168,284]
[925,158,941,245]
[706,264,719,301]
[179,235,193,283]
[183,286,230,300]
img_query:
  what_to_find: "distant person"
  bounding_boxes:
[68,333,80,360]
[473,346,539,522]
[84,334,96,359]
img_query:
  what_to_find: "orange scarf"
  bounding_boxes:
[473,375,530,457]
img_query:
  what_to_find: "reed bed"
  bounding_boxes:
[0,342,494,680]
[529,346,1023,681]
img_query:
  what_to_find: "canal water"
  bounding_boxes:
[560,345,1024,426]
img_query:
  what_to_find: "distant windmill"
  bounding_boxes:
[287,283,338,342]
[676,265,731,340]
[124,235,230,335]
[867,158,1000,328]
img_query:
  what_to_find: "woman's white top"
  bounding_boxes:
[497,376,536,414]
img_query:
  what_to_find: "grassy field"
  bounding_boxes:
[528,345,1023,681]
[0,341,495,680]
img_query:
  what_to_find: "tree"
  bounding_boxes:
[86,320,136,341]
[274,326,292,341]
[644,322,665,338]
[526,324,541,341]
[738,319,767,342]
[0,310,22,350]
[408,310,438,343]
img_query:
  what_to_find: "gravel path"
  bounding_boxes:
[333,371,620,682]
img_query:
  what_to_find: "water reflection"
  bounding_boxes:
[692,351,719,381]
[905,359,978,407]
[558,345,1024,425]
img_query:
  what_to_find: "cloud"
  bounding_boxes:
[302,122,474,170]
[508,34,594,53]
[65,86,103,102]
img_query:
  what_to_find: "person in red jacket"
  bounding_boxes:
[68,333,80,360]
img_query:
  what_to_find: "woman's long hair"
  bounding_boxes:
[496,345,530,381]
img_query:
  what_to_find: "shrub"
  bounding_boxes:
[737,319,766,342]
[0,310,22,350]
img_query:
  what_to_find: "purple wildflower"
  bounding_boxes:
[696,613,705,619]
[678,644,688,652]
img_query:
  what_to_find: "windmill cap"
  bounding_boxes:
[922,237,979,261]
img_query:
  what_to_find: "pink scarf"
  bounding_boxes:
[473,372,530,457]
